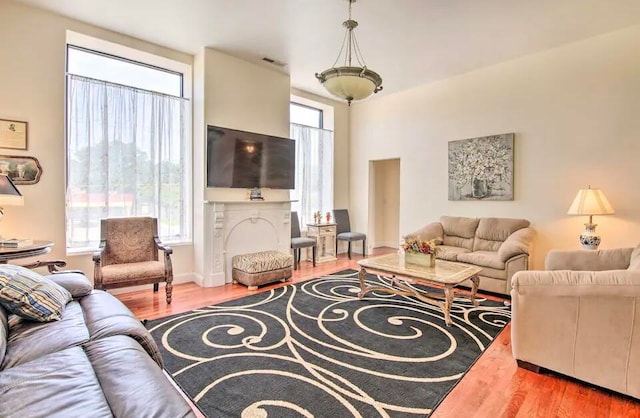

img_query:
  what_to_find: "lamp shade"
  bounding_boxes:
[567,187,614,216]
[0,174,23,207]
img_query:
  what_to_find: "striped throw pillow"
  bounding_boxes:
[0,265,72,322]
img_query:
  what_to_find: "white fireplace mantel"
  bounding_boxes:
[202,200,293,287]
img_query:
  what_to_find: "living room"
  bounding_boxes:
[0,0,639,417]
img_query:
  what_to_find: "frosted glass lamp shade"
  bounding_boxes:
[567,187,614,250]
[317,66,383,104]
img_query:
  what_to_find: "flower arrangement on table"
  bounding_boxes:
[401,238,439,267]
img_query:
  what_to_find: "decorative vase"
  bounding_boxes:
[472,177,488,198]
[405,252,436,268]
[579,222,601,250]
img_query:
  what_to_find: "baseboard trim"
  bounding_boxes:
[107,272,200,295]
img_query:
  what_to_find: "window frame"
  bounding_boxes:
[64,35,193,254]
[290,101,324,129]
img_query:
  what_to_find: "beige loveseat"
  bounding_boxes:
[405,216,534,294]
[511,246,640,399]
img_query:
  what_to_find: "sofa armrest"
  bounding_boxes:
[403,222,444,244]
[498,227,534,262]
[511,269,640,297]
[545,248,633,271]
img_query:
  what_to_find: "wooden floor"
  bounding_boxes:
[116,248,640,418]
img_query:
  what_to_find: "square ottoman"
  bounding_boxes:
[232,250,294,290]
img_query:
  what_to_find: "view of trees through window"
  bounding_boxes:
[66,46,189,250]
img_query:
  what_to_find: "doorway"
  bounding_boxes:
[368,158,400,251]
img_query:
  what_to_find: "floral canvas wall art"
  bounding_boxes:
[448,133,514,201]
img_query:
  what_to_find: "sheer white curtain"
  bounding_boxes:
[66,74,188,249]
[290,123,334,227]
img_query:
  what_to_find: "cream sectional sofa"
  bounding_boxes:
[511,246,640,399]
[405,216,534,294]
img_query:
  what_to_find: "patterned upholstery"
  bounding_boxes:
[93,217,173,304]
[101,217,157,265]
[232,251,293,274]
[0,265,72,322]
[101,261,166,285]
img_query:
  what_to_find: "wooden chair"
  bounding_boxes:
[290,211,316,270]
[93,217,173,303]
[333,209,366,259]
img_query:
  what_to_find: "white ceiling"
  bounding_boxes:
[15,0,640,100]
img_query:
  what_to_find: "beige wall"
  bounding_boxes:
[0,1,195,281]
[290,88,350,210]
[370,159,400,249]
[350,24,640,269]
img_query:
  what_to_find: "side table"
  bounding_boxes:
[0,241,71,273]
[306,223,337,263]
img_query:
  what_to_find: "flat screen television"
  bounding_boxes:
[206,125,296,189]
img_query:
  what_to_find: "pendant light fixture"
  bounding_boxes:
[316,0,383,106]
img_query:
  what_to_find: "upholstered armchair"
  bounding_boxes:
[511,245,640,399]
[93,217,173,303]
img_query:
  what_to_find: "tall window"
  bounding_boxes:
[290,102,333,227]
[66,45,190,250]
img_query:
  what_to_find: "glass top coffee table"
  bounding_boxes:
[357,253,482,326]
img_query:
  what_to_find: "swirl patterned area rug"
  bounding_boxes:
[146,269,510,418]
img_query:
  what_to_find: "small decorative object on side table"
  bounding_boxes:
[402,238,438,267]
[326,211,331,223]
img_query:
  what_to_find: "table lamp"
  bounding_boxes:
[567,186,615,250]
[0,174,24,222]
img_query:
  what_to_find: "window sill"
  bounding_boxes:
[66,240,193,257]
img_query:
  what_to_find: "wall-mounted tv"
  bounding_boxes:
[206,125,296,189]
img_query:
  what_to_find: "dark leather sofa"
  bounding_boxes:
[0,271,195,418]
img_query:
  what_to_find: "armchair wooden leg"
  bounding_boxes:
[336,239,338,256]
[363,239,366,257]
[165,281,173,304]
[348,242,352,259]
[293,249,299,270]
[153,283,159,292]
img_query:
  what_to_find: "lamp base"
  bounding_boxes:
[579,223,601,250]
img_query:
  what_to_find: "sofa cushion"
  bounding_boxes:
[48,273,93,298]
[0,265,71,322]
[404,222,444,244]
[0,347,113,418]
[629,244,640,271]
[0,305,7,368]
[101,260,165,285]
[80,291,164,367]
[498,228,534,261]
[473,218,530,252]
[84,335,195,418]
[457,251,506,270]
[440,216,479,250]
[2,301,89,370]
[436,245,470,261]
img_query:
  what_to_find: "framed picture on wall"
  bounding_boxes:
[0,119,28,150]
[0,155,42,185]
